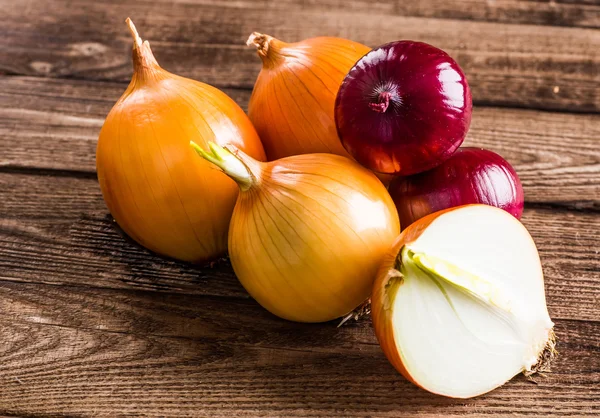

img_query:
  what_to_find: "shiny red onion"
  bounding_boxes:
[389,147,524,228]
[335,41,472,175]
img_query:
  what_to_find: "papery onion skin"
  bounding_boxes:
[247,33,370,161]
[96,20,265,263]
[232,153,400,322]
[194,144,400,323]
[389,147,524,228]
[335,41,472,175]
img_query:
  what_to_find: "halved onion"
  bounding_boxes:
[372,205,555,398]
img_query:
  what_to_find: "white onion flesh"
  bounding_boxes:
[388,205,554,398]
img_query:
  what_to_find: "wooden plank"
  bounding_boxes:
[0,2,596,417]
[1,77,599,205]
[0,76,251,173]
[1,1,599,111]
[294,0,600,29]
[28,0,600,29]
[0,171,598,321]
[0,281,372,352]
[0,280,597,417]
[0,173,248,299]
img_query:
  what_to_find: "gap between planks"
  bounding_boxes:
[2,73,600,117]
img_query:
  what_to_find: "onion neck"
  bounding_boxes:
[190,141,257,191]
[247,32,286,69]
[127,18,161,83]
[369,91,393,113]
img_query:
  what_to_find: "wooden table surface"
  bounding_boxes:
[1,1,599,416]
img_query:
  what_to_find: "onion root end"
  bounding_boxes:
[524,329,558,379]
[338,299,372,327]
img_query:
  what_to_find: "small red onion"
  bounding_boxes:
[389,147,524,228]
[335,40,472,175]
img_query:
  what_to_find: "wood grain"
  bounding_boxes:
[1,0,599,415]
[0,175,247,300]
[179,0,600,28]
[1,171,598,321]
[1,76,599,205]
[0,280,597,417]
[286,0,600,28]
[17,0,598,29]
[1,1,599,111]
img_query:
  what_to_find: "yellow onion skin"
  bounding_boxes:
[96,20,265,263]
[227,151,400,323]
[247,33,370,161]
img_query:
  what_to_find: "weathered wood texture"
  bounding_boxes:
[1,171,598,322]
[1,0,599,111]
[0,281,598,417]
[1,0,599,416]
[1,77,599,207]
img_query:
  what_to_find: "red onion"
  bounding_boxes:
[335,41,472,175]
[389,147,524,227]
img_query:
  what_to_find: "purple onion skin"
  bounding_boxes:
[335,41,472,175]
[389,148,524,228]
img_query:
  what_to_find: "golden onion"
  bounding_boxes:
[246,33,370,160]
[96,19,265,262]
[191,142,400,322]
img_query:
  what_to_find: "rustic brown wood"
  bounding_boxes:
[1,171,598,321]
[0,173,247,299]
[1,1,599,112]
[16,0,599,30]
[185,0,600,28]
[1,76,599,205]
[0,76,251,173]
[1,0,599,415]
[0,278,597,417]
[319,0,600,28]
